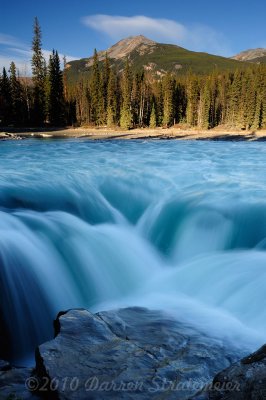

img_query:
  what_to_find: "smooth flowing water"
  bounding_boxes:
[1,139,266,364]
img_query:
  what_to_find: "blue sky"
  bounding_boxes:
[0,0,266,73]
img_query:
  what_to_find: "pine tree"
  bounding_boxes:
[149,103,157,128]
[241,69,256,130]
[19,75,32,125]
[162,74,174,127]
[216,73,227,126]
[31,17,46,125]
[107,70,118,127]
[120,60,132,130]
[259,67,266,129]
[198,78,211,129]
[139,73,150,127]
[131,73,141,126]
[90,49,104,125]
[208,73,219,128]
[48,50,65,126]
[0,67,12,125]
[175,82,187,124]
[227,70,242,128]
[156,81,164,126]
[102,53,110,124]
[75,79,90,125]
[9,62,24,125]
[186,75,199,127]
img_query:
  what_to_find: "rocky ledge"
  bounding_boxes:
[0,307,265,400]
[0,132,23,140]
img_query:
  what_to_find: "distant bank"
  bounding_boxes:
[1,127,266,141]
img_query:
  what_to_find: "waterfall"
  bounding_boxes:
[1,139,266,364]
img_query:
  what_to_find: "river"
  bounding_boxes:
[0,139,266,364]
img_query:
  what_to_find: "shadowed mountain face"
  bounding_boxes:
[65,35,244,82]
[232,48,266,64]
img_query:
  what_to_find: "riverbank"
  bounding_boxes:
[1,126,266,141]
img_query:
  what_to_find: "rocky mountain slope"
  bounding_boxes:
[65,35,244,83]
[232,48,266,64]
[86,35,157,65]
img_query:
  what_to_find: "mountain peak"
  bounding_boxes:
[85,35,157,67]
[116,35,156,46]
[232,48,266,62]
[67,36,244,81]
[104,35,157,60]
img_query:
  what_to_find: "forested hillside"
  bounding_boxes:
[1,20,266,130]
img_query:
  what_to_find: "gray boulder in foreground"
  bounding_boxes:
[2,307,265,400]
[35,307,241,399]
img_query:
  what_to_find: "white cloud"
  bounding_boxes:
[82,15,186,42]
[82,14,231,56]
[0,33,77,75]
[0,54,31,75]
[0,34,27,48]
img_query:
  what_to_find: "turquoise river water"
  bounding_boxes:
[0,139,266,364]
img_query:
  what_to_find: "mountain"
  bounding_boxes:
[65,35,244,83]
[232,48,266,64]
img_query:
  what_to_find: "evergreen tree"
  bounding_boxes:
[0,67,12,125]
[175,81,187,124]
[162,74,174,127]
[259,67,266,128]
[90,49,104,125]
[216,73,227,126]
[19,76,32,125]
[149,103,157,128]
[198,78,211,129]
[102,53,110,124]
[107,70,118,127]
[227,70,242,128]
[31,17,46,125]
[48,50,65,126]
[131,73,141,126]
[120,60,133,130]
[208,74,219,128]
[240,69,256,130]
[75,79,90,125]
[186,75,199,127]
[9,62,25,125]
[156,81,164,126]
[139,73,150,127]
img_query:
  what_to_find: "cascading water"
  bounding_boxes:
[1,139,266,365]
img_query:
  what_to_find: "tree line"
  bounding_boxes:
[1,19,266,130]
[73,58,266,131]
[0,18,68,127]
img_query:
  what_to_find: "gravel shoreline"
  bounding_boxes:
[1,127,266,141]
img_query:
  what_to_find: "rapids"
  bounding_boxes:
[0,139,266,364]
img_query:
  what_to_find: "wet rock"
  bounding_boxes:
[208,344,266,400]
[0,359,11,372]
[0,366,38,400]
[0,132,23,140]
[36,307,242,400]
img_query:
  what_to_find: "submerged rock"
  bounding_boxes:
[35,307,241,399]
[209,344,266,399]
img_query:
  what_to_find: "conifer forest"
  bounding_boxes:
[1,18,266,131]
